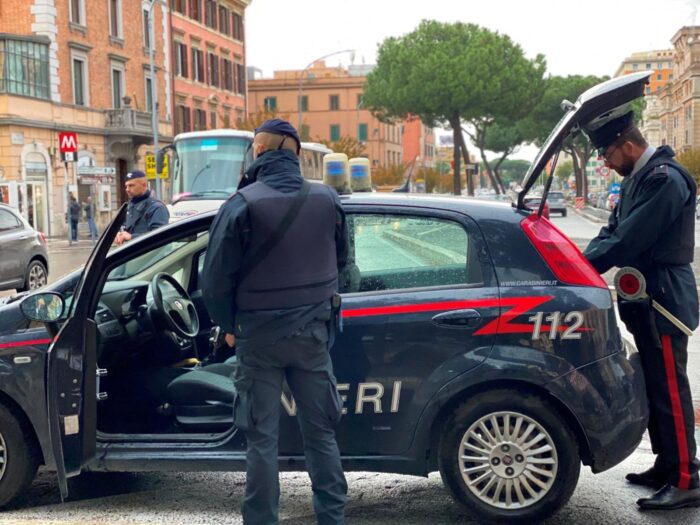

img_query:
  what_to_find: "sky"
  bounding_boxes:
[245,0,700,159]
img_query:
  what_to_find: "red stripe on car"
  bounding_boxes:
[0,338,52,349]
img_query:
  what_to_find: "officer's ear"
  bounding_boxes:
[254,142,266,159]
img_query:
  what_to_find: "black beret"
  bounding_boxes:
[583,108,635,153]
[255,118,301,152]
[126,170,146,180]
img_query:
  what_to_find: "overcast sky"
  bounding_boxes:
[245,0,700,159]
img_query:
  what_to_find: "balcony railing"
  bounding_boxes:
[105,108,153,136]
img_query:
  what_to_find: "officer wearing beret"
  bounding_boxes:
[201,119,349,524]
[583,106,700,510]
[115,170,169,246]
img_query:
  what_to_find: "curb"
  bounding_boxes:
[573,207,608,224]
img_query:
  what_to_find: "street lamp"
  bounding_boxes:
[297,49,355,135]
[146,0,161,200]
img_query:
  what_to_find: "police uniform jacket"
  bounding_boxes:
[583,145,698,334]
[124,190,169,237]
[201,149,349,344]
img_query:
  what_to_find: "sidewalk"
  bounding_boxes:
[574,204,610,224]
[46,238,96,251]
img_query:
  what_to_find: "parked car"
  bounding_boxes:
[0,203,48,292]
[546,191,567,216]
[523,196,550,218]
[0,71,653,524]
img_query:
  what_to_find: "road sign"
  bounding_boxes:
[59,132,77,153]
[600,167,610,177]
[145,154,168,179]
[609,182,621,194]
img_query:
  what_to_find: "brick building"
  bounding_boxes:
[170,0,250,135]
[0,0,173,236]
[402,116,435,167]
[248,61,403,168]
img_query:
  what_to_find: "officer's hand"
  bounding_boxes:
[115,231,132,245]
[225,333,235,347]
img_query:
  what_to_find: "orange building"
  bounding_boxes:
[0,0,173,236]
[402,116,435,167]
[170,0,250,134]
[248,61,403,168]
[614,49,674,95]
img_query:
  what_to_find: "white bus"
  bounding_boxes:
[160,129,331,222]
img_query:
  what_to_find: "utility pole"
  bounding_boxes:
[147,0,161,200]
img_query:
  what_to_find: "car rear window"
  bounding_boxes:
[343,213,481,293]
[548,192,564,199]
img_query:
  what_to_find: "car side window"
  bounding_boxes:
[345,213,478,293]
[0,209,20,231]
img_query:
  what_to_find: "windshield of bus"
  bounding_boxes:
[172,136,252,202]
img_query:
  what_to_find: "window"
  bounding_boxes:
[346,214,474,293]
[358,123,367,141]
[632,63,638,70]
[235,63,245,94]
[176,104,191,133]
[0,209,20,231]
[299,95,308,111]
[143,9,151,49]
[646,63,651,69]
[685,130,689,145]
[174,42,188,77]
[190,0,201,22]
[330,124,340,141]
[70,0,85,26]
[171,0,186,14]
[210,110,217,128]
[111,66,124,108]
[222,58,233,91]
[193,108,207,130]
[301,124,310,141]
[264,96,277,111]
[207,52,219,87]
[232,12,244,40]
[109,0,122,37]
[72,55,87,106]
[192,48,204,82]
[329,94,339,110]
[657,74,662,80]
[670,74,674,80]
[145,73,153,113]
[0,38,50,100]
[204,0,217,29]
[219,6,230,35]
[356,94,363,108]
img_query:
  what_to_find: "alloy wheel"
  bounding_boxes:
[458,411,558,509]
[28,264,47,290]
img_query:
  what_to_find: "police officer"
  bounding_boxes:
[115,170,169,246]
[582,106,700,510]
[201,119,348,524]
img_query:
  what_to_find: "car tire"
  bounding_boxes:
[0,403,39,508]
[19,259,48,292]
[561,209,567,217]
[438,389,580,523]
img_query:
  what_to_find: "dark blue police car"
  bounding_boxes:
[0,72,652,523]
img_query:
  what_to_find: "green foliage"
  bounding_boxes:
[319,136,366,159]
[676,148,700,186]
[498,159,531,186]
[554,159,574,182]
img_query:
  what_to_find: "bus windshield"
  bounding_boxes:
[172,136,252,201]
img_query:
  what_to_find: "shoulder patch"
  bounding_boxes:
[650,164,670,177]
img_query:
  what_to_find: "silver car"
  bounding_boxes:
[546,191,567,216]
[0,203,49,292]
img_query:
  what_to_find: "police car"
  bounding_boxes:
[0,72,652,523]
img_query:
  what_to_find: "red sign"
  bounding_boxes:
[600,167,610,177]
[575,197,585,209]
[59,132,78,153]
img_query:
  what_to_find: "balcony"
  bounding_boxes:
[105,107,153,138]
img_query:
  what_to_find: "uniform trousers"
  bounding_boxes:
[232,319,347,525]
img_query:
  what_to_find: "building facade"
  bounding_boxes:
[658,26,700,153]
[170,0,250,135]
[0,0,173,236]
[248,61,403,168]
[402,116,435,168]
[614,49,675,95]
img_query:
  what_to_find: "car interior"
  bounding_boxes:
[87,212,484,436]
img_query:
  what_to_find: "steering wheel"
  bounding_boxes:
[150,272,200,339]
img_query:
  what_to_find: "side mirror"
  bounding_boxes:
[156,146,172,175]
[20,292,65,323]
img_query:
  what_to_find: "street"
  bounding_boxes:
[1,208,700,524]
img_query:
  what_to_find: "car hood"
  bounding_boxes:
[518,71,651,206]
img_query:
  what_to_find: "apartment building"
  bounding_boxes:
[0,0,172,235]
[402,116,435,167]
[170,0,250,134]
[248,61,403,168]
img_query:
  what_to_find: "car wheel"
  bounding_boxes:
[0,404,39,508]
[438,389,580,523]
[562,209,567,217]
[19,260,47,292]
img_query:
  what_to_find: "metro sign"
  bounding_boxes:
[59,132,78,162]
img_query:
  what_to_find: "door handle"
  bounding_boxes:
[432,309,482,328]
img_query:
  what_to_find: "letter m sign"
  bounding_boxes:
[59,132,78,162]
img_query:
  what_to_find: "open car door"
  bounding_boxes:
[46,204,127,499]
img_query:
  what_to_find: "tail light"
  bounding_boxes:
[520,214,607,289]
[39,232,47,245]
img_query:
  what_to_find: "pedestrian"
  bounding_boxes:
[68,194,80,243]
[202,118,349,524]
[83,195,98,243]
[582,105,700,510]
[114,170,169,246]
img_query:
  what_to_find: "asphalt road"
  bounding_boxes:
[2,209,700,524]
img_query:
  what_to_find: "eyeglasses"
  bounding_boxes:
[600,142,620,162]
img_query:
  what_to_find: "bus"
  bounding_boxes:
[160,129,332,222]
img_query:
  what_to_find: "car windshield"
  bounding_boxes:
[548,192,564,199]
[171,136,251,201]
[107,242,188,281]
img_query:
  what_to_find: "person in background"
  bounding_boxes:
[83,196,98,243]
[115,170,169,246]
[68,194,80,244]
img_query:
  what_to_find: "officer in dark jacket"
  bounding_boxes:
[202,119,349,524]
[583,106,700,510]
[115,170,169,245]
